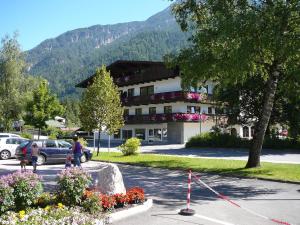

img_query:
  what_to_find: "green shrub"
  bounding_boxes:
[57,168,92,206]
[2,171,43,210]
[35,192,57,208]
[186,132,300,149]
[81,192,102,214]
[118,137,141,156]
[20,132,33,139]
[0,180,15,213]
[186,132,250,148]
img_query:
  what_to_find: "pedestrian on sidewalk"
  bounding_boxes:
[72,136,82,168]
[31,143,40,173]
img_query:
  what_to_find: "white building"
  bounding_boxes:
[77,60,227,144]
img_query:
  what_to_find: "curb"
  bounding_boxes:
[108,199,153,223]
[91,160,300,185]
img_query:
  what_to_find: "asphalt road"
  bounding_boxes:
[0,160,299,225]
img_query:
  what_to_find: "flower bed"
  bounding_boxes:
[0,168,146,225]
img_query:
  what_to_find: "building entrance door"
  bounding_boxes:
[148,129,162,142]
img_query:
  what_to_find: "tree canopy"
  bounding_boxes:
[0,34,25,131]
[169,0,300,167]
[25,80,64,138]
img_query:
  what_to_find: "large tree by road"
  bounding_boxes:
[0,35,25,131]
[169,0,300,168]
[80,66,124,156]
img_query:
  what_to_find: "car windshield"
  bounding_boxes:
[19,141,29,148]
[57,140,72,148]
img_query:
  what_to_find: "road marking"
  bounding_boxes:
[193,214,236,225]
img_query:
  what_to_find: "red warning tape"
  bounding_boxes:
[191,173,292,225]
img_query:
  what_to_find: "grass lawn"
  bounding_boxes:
[93,152,300,183]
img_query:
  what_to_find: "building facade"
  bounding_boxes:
[77,60,224,144]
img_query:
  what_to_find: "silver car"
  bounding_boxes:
[0,137,28,160]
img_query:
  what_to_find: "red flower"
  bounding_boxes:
[127,187,145,204]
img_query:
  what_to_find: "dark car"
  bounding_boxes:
[15,139,92,165]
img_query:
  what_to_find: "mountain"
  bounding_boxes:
[26,6,189,98]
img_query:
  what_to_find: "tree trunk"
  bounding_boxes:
[246,66,280,168]
[38,128,41,140]
[97,128,101,156]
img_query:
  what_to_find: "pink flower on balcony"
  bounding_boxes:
[124,76,130,82]
[200,114,208,121]
[150,95,155,100]
[186,92,204,101]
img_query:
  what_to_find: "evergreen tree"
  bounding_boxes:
[169,0,300,168]
[25,80,64,139]
[0,34,25,131]
[80,66,124,156]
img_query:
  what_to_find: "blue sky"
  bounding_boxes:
[0,0,172,51]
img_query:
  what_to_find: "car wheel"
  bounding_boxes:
[0,150,11,160]
[37,155,46,165]
[80,154,87,163]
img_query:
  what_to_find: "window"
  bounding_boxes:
[114,129,121,139]
[122,130,132,140]
[0,135,9,138]
[45,140,56,148]
[140,86,154,96]
[251,126,255,137]
[57,140,72,148]
[243,126,249,138]
[149,107,156,115]
[208,107,213,114]
[164,106,172,114]
[135,108,142,115]
[6,138,17,144]
[128,88,134,97]
[187,106,200,114]
[135,129,146,140]
[124,109,129,116]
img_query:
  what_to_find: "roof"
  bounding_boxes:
[46,120,66,128]
[76,60,179,88]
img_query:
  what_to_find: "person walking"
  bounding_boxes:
[31,143,40,173]
[72,136,82,168]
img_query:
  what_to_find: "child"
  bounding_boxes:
[20,146,28,172]
[65,153,72,168]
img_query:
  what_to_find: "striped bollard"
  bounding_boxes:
[179,170,195,216]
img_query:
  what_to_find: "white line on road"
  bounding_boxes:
[193,214,236,225]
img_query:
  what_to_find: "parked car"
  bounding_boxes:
[0,137,28,160]
[15,139,93,165]
[0,133,21,138]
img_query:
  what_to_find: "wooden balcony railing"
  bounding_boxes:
[124,113,209,124]
[121,91,212,106]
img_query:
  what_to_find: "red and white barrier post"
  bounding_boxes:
[179,170,195,216]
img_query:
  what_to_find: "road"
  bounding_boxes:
[89,142,300,164]
[0,159,299,225]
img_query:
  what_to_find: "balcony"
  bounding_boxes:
[124,113,209,124]
[122,91,212,106]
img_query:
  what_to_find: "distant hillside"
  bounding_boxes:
[26,6,188,98]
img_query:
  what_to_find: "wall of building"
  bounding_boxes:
[119,77,182,96]
[182,119,215,143]
[119,77,215,96]
[167,122,184,144]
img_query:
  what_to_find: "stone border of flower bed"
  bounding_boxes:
[107,198,153,223]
